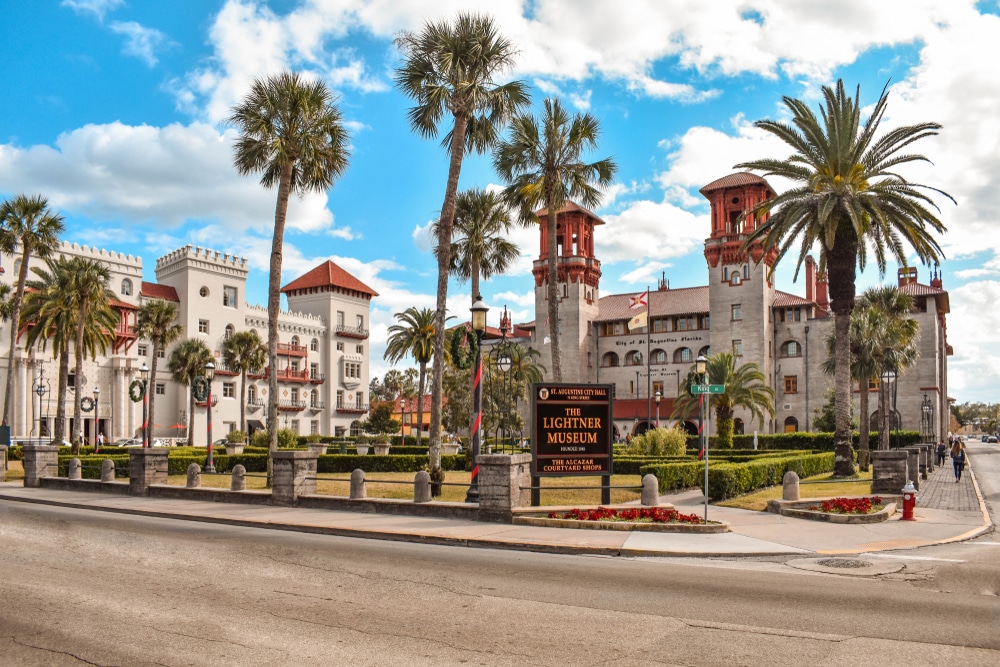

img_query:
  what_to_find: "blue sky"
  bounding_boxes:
[3,0,999,404]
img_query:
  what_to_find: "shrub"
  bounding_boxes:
[627,426,688,457]
[251,430,269,448]
[276,428,298,449]
[227,430,246,444]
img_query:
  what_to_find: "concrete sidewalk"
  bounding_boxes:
[0,459,991,558]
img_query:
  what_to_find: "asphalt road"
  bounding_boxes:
[1,497,999,666]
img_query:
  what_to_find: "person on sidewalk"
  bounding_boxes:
[935,440,947,466]
[951,438,967,482]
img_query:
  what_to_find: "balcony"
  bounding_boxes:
[195,395,219,408]
[264,366,311,383]
[307,400,326,411]
[335,401,369,415]
[276,399,306,411]
[335,324,369,339]
[309,372,326,384]
[247,397,265,412]
[213,363,238,376]
[277,343,308,357]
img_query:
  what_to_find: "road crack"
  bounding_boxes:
[10,635,111,666]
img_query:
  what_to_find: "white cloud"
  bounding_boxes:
[109,21,170,67]
[61,0,123,21]
[941,280,1000,403]
[599,199,707,265]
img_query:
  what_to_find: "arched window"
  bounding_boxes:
[291,335,300,347]
[698,345,711,358]
[624,350,643,366]
[602,352,620,368]
[310,338,319,352]
[350,420,364,437]
[650,349,667,365]
[225,324,235,340]
[310,389,319,408]
[673,347,692,364]
[248,385,257,403]
[780,341,801,358]
[784,416,799,433]
[121,278,132,296]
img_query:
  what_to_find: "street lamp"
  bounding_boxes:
[466,295,488,503]
[34,368,50,444]
[654,390,661,428]
[881,349,896,451]
[139,363,149,448]
[696,354,709,522]
[93,387,100,452]
[921,394,933,443]
[489,306,518,454]
[205,360,216,473]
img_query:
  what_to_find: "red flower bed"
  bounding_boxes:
[807,496,884,514]
[548,506,706,524]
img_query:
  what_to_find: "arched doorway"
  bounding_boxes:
[784,416,798,433]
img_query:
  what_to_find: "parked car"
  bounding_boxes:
[116,438,166,447]
[987,435,998,444]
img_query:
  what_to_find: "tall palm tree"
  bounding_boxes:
[433,188,521,301]
[222,329,267,435]
[0,194,65,426]
[395,12,529,476]
[21,258,76,443]
[64,257,118,451]
[494,97,617,381]
[168,338,213,445]
[135,299,183,447]
[736,80,952,476]
[229,71,350,463]
[672,352,775,448]
[384,307,439,445]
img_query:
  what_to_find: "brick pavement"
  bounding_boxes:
[916,454,981,512]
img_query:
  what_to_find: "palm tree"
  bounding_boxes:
[222,330,267,435]
[0,283,13,323]
[736,80,952,476]
[64,258,118,451]
[433,188,520,302]
[385,308,439,445]
[168,338,213,445]
[395,12,529,476]
[672,352,775,448]
[135,299,183,447]
[229,71,351,462]
[0,194,65,426]
[494,98,617,381]
[822,286,918,468]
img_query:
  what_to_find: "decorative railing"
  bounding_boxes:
[309,372,326,384]
[335,325,369,339]
[276,399,306,411]
[264,367,311,383]
[277,343,308,356]
[335,401,369,414]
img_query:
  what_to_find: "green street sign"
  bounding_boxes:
[691,384,725,395]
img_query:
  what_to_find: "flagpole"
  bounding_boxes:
[646,284,651,431]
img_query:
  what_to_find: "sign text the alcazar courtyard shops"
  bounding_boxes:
[531,383,613,476]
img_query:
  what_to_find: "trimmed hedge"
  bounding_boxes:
[639,461,708,493]
[685,430,923,451]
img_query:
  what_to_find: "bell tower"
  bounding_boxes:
[532,202,602,383]
[700,173,776,384]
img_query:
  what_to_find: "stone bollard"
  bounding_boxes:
[271,451,318,506]
[350,469,367,499]
[128,448,169,496]
[68,458,82,480]
[101,459,116,482]
[782,471,800,501]
[641,474,659,506]
[0,445,7,483]
[22,445,59,487]
[414,470,431,503]
[186,462,202,488]
[230,464,246,491]
[871,450,909,494]
[477,453,532,523]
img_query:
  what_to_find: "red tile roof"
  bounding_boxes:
[772,291,814,308]
[109,299,138,310]
[699,172,773,195]
[140,282,180,302]
[391,394,443,414]
[533,201,607,225]
[595,286,710,322]
[281,260,379,296]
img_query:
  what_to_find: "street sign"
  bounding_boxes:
[691,384,725,395]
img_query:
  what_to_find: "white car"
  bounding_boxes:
[117,438,166,447]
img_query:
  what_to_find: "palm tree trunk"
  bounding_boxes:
[72,319,86,454]
[417,362,426,445]
[833,312,855,476]
[3,249,31,426]
[267,161,295,486]
[471,259,481,303]
[239,370,247,435]
[147,351,159,446]
[546,201,562,382]
[54,342,70,443]
[858,380,870,470]
[188,388,196,446]
[428,113,469,482]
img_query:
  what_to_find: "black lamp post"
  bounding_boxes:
[921,394,932,443]
[654,390,661,428]
[34,368,49,444]
[140,363,149,448]
[205,361,216,473]
[93,387,100,451]
[696,354,709,522]
[466,295,488,503]
[881,364,896,450]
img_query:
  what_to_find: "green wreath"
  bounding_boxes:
[450,326,479,370]
[80,396,95,412]
[128,379,146,403]
[192,376,210,402]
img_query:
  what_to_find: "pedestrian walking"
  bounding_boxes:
[935,440,947,466]
[951,438,967,482]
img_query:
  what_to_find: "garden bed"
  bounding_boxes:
[513,505,729,533]
[767,495,900,524]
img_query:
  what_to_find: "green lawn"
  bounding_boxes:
[716,469,874,511]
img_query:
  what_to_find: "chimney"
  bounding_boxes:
[930,262,943,289]
[898,266,918,287]
[805,255,816,303]
[816,271,830,312]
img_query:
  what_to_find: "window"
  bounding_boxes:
[673,347,692,363]
[199,286,209,297]
[356,314,364,328]
[356,391,364,406]
[781,341,801,358]
[699,345,711,358]
[336,340,344,352]
[68,373,76,388]
[198,320,209,334]
[779,307,802,323]
[290,419,299,432]
[336,311,345,327]
[121,279,132,296]
[651,317,671,333]
[223,382,235,398]
[290,360,299,372]
[155,383,165,395]
[624,350,643,366]
[311,420,320,435]
[600,321,625,336]
[310,338,319,352]
[223,286,237,308]
[356,344,363,354]
[291,388,300,406]
[225,324,235,340]
[732,339,743,356]
[248,385,257,403]
[291,335,300,348]
[344,362,361,379]
[157,348,165,358]
[652,381,663,396]
[601,352,620,367]
[651,349,667,364]
[310,363,320,380]
[732,304,742,321]
[138,344,148,356]
[310,389,319,407]
[784,376,798,394]
[336,389,344,406]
